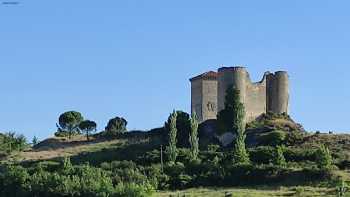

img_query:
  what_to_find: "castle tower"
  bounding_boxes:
[190,71,218,122]
[217,67,248,112]
[266,71,289,114]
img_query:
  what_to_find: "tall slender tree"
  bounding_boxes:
[231,87,250,164]
[189,112,199,161]
[167,111,178,163]
[217,85,243,134]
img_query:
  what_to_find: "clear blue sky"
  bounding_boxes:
[1,0,349,140]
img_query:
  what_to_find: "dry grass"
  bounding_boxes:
[157,186,334,197]
[5,135,126,162]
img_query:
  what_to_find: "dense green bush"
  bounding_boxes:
[0,161,155,197]
[283,147,317,162]
[0,132,27,155]
[104,116,128,136]
[164,162,191,189]
[316,144,333,170]
[259,130,286,146]
[249,146,275,164]
[285,130,305,145]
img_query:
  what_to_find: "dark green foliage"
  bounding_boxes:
[217,86,242,134]
[249,146,275,164]
[273,146,286,167]
[336,180,348,197]
[164,162,192,189]
[189,112,199,161]
[231,89,250,165]
[259,130,286,146]
[164,111,191,148]
[166,111,178,163]
[285,130,305,145]
[104,116,128,136]
[0,132,27,155]
[316,144,333,169]
[79,120,97,141]
[56,111,84,139]
[0,161,155,197]
[283,147,317,162]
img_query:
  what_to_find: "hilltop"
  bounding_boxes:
[1,113,350,197]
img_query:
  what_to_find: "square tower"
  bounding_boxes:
[190,71,218,122]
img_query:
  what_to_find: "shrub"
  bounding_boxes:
[0,162,155,197]
[249,146,275,164]
[115,182,155,197]
[283,147,317,162]
[273,146,286,167]
[0,132,27,154]
[285,130,305,145]
[316,144,333,170]
[142,164,169,189]
[259,130,286,146]
[164,162,192,189]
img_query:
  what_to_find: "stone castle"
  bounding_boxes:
[190,66,289,123]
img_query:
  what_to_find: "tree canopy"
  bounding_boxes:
[79,120,97,141]
[57,111,84,139]
[105,117,128,136]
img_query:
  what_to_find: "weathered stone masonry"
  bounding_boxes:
[190,66,289,123]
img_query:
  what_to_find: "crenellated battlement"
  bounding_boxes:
[218,66,247,72]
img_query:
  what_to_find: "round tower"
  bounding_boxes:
[266,71,289,114]
[217,66,248,112]
[275,71,289,114]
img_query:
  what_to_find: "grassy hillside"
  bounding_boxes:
[1,114,350,196]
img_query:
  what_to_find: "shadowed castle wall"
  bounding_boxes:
[217,67,267,122]
[190,73,217,122]
[266,71,289,114]
[191,79,203,121]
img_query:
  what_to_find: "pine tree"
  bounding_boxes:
[273,145,286,167]
[231,88,250,165]
[316,144,333,169]
[189,112,199,161]
[167,111,178,163]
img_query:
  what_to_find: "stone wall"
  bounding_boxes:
[191,79,203,121]
[201,79,218,121]
[190,72,218,122]
[245,76,267,122]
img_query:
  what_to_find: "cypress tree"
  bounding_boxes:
[167,111,178,163]
[189,112,199,161]
[217,86,244,134]
[231,88,250,164]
